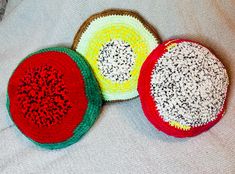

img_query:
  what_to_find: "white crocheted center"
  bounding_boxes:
[150,42,228,127]
[98,40,136,83]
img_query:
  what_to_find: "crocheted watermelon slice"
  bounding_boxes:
[7,47,102,149]
[138,39,229,137]
[72,9,160,101]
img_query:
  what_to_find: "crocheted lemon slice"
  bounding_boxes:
[72,9,160,101]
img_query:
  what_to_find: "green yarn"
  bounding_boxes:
[6,47,103,150]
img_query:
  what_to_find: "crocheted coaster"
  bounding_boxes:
[138,39,229,137]
[72,9,160,101]
[7,47,102,149]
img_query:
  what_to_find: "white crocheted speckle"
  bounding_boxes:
[150,42,229,127]
[98,40,136,83]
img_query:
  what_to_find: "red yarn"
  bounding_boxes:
[138,39,227,137]
[8,51,88,143]
[17,65,72,127]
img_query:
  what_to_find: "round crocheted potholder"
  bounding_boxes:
[138,39,229,137]
[7,47,102,149]
[72,9,160,101]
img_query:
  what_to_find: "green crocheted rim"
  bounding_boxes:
[6,47,103,149]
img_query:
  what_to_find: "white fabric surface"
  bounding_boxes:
[0,0,235,173]
[0,0,8,21]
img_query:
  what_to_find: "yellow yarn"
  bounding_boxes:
[169,120,191,131]
[85,24,149,94]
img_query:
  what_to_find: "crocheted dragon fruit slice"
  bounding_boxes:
[7,47,102,149]
[138,39,229,137]
[72,9,160,101]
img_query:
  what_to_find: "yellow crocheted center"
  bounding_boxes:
[84,24,149,94]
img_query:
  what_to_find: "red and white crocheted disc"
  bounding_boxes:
[138,39,229,137]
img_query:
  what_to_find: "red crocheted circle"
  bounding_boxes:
[138,39,228,137]
[8,51,88,143]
